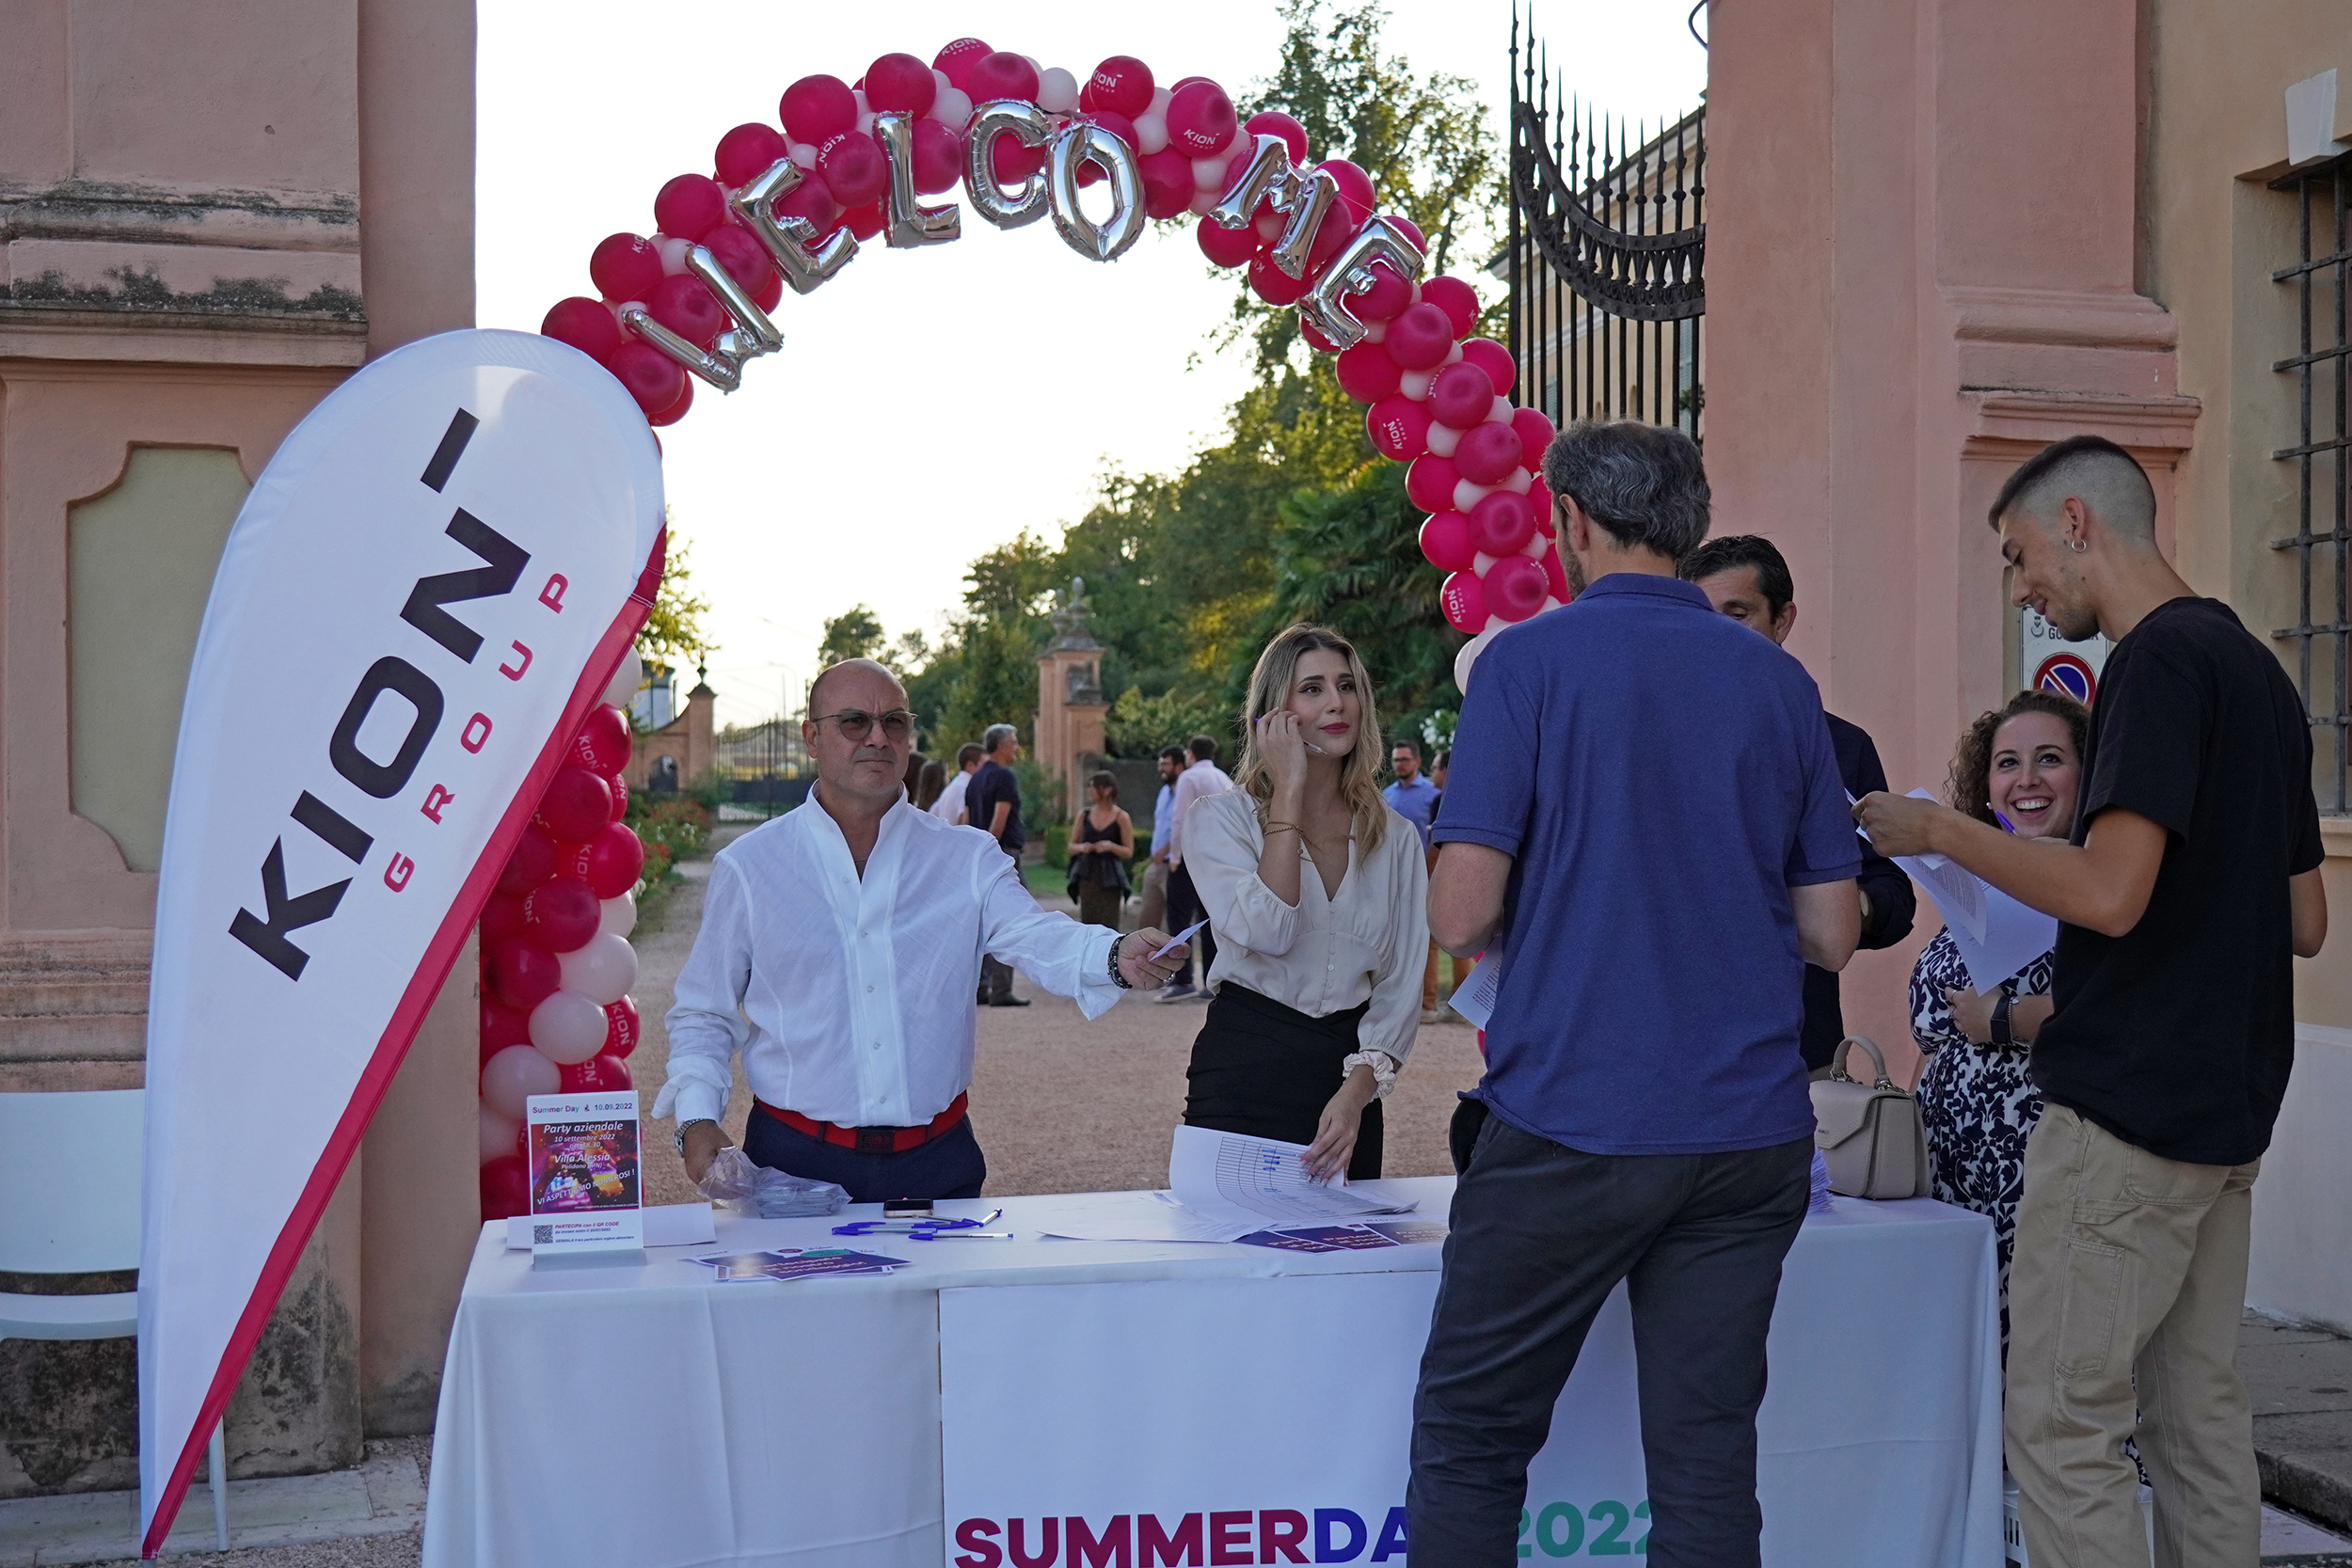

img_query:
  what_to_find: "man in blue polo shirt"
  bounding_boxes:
[1407,421,1861,1567]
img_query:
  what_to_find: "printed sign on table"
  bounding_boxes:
[526,1091,644,1263]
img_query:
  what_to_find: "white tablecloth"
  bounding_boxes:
[421,1178,2000,1568]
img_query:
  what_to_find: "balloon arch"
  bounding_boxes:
[485,37,1570,1217]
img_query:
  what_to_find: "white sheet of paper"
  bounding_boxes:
[1165,1125,1412,1229]
[1150,920,1208,960]
[1447,956,1502,1030]
[1868,791,2057,992]
[505,1200,713,1251]
[1027,1192,1261,1244]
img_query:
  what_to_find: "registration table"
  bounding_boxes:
[421,1178,2001,1568]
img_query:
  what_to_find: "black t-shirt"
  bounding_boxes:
[2033,597,2324,1165]
[966,760,1025,855]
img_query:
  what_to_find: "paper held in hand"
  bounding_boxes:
[525,1091,645,1268]
[1878,789,2059,994]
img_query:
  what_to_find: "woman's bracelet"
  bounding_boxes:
[1263,819,1302,836]
[1106,934,1132,989]
[1341,1050,1400,1100]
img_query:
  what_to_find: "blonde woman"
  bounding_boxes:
[1181,625,1430,1180]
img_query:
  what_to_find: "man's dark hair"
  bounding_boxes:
[1187,734,1219,764]
[1433,747,1451,770]
[1541,420,1711,561]
[1678,534,1795,620]
[956,743,984,769]
[1158,744,1186,765]
[1987,434,2155,540]
[1391,736,1422,760]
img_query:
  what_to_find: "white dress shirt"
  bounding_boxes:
[1165,758,1234,867]
[929,768,972,823]
[655,796,1123,1129]
[1182,788,1430,1067]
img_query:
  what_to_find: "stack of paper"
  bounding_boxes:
[1032,1128,1417,1243]
[686,1248,909,1282]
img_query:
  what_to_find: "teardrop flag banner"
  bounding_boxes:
[136,329,666,1556]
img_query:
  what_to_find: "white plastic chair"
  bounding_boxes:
[0,1089,228,1551]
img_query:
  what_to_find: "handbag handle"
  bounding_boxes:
[1830,1035,1897,1091]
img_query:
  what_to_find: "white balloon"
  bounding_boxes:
[1501,468,1534,495]
[1399,369,1435,401]
[1038,66,1079,114]
[1485,396,1514,424]
[1186,188,1217,216]
[928,86,973,126]
[789,141,819,170]
[1472,550,1498,575]
[1425,424,1461,458]
[657,235,691,275]
[481,1044,560,1120]
[1150,86,1173,117]
[932,67,952,95]
[855,108,876,136]
[1454,627,1500,693]
[1191,153,1231,191]
[530,990,611,1065]
[601,648,644,709]
[478,1105,521,1164]
[1134,112,1169,155]
[559,932,637,1006]
[597,892,638,940]
[1454,478,1498,513]
[852,88,870,114]
[1442,342,1464,367]
[1363,319,1389,343]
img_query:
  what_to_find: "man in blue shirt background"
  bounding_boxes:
[1408,421,1861,1567]
[1381,736,1443,1022]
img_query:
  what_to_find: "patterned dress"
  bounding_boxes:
[1911,929,2052,1356]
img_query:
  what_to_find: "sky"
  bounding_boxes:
[476,1,1708,729]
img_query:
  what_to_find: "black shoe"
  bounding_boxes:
[986,996,1031,1007]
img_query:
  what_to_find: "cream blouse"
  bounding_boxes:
[1181,786,1431,1070]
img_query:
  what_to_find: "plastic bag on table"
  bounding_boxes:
[694,1146,849,1217]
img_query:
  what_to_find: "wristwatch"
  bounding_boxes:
[673,1117,718,1157]
[1990,990,2015,1048]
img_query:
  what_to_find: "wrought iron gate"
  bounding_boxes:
[1505,9,1706,439]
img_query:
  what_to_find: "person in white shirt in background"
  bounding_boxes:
[930,741,983,825]
[1181,625,1430,1180]
[1136,745,1185,933]
[658,659,1183,1201]
[1155,733,1235,1003]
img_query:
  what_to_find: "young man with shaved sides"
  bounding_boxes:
[1855,435,2328,1568]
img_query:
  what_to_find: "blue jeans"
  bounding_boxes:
[739,1109,987,1202]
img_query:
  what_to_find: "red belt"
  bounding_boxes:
[756,1092,968,1154]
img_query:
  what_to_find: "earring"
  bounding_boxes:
[2068,538,2088,553]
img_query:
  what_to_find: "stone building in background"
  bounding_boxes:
[0,0,476,1497]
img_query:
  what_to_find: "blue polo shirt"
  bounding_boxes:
[1434,574,1860,1154]
[1381,772,1441,850]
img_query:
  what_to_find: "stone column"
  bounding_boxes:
[1034,579,1109,819]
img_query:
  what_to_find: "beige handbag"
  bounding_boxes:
[1810,1036,1931,1199]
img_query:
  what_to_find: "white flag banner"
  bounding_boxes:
[136,329,664,1555]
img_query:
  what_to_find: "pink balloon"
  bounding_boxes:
[536,766,613,844]
[559,1053,632,1094]
[654,174,728,242]
[607,342,684,418]
[967,52,1041,103]
[1420,512,1478,573]
[1545,547,1572,602]
[589,233,663,302]
[714,122,789,188]
[521,876,601,955]
[1167,80,1237,157]
[818,131,888,210]
[1455,420,1527,485]
[649,274,724,350]
[1197,216,1259,269]
[1082,55,1155,119]
[485,938,562,1012]
[1385,303,1456,371]
[497,824,558,896]
[479,1105,522,1164]
[774,176,839,235]
[481,1156,529,1221]
[1439,572,1489,633]
[1427,362,1497,431]
[481,1044,560,1120]
[570,705,632,775]
[1317,159,1375,217]
[1422,275,1483,339]
[481,996,532,1057]
[988,135,1047,185]
[1074,112,1136,188]
[558,932,638,1006]
[931,38,993,93]
[564,821,645,900]
[1299,316,1343,356]
[1529,478,1557,535]
[1242,110,1309,164]
[541,298,621,364]
[1139,150,1195,220]
[530,990,610,1066]
[1459,339,1517,397]
[604,996,642,1059]
[1334,340,1402,404]
[1366,396,1432,462]
[1350,260,1413,324]
[1486,556,1550,622]
[1390,215,1427,252]
[1406,454,1462,515]
[1513,408,1558,469]
[701,224,781,311]
[911,119,966,195]
[647,375,693,429]
[780,74,858,145]
[1471,491,1537,556]
[865,52,938,115]
[1247,253,1310,307]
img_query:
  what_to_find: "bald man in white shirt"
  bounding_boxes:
[657,659,1183,1200]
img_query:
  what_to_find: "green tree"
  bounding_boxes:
[817,604,885,667]
[641,531,712,664]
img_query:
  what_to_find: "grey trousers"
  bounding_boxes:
[1407,1116,1810,1567]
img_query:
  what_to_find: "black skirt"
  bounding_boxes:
[1184,983,1383,1180]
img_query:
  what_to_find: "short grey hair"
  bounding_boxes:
[982,722,1017,754]
[1541,420,1711,561]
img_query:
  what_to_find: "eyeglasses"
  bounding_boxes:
[809,707,916,743]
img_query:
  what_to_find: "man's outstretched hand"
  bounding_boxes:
[1116,928,1187,990]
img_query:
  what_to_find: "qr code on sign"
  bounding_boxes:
[532,1225,552,1244]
